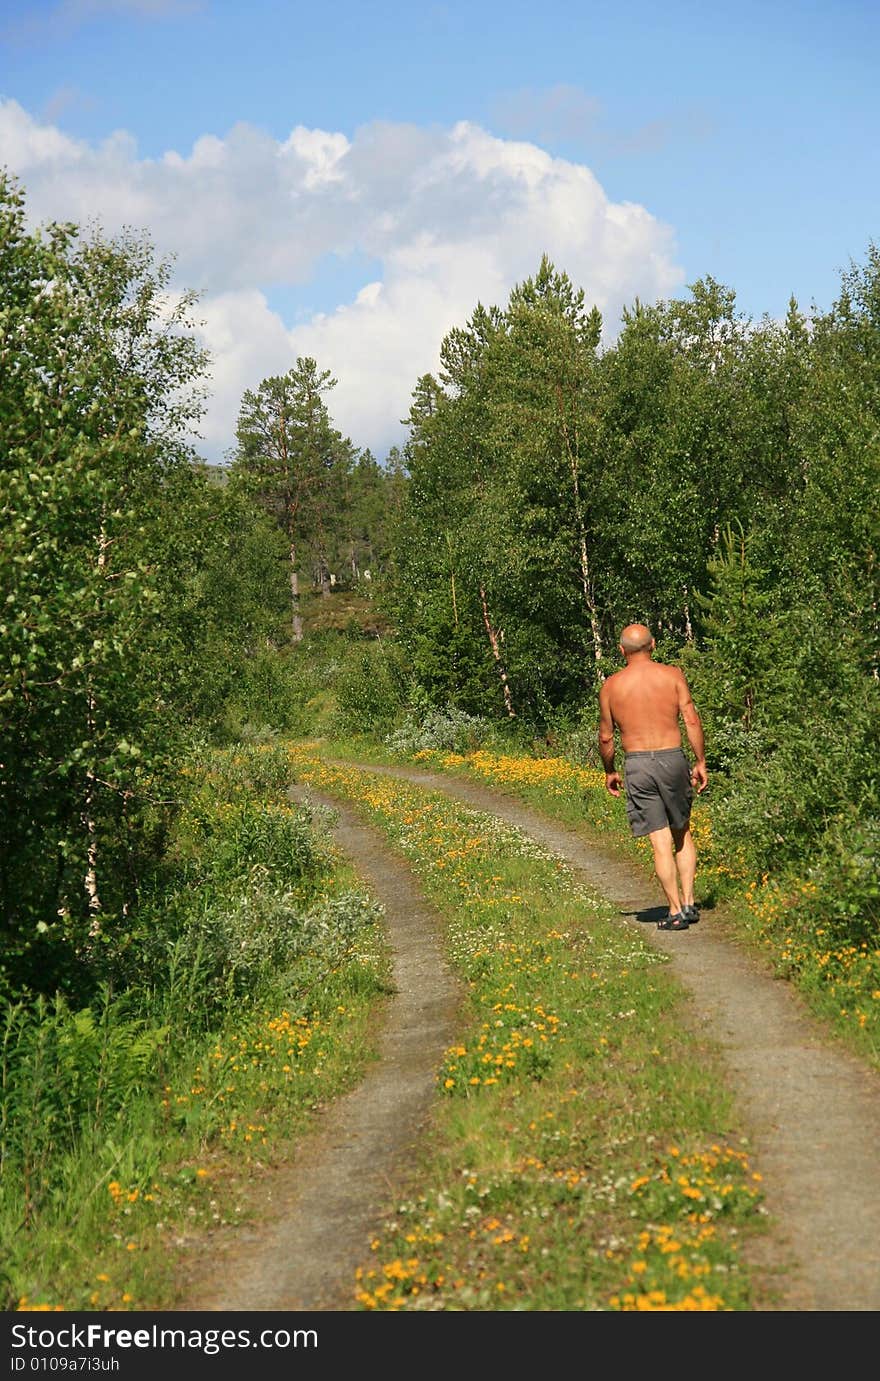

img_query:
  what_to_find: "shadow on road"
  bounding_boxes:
[625,904,669,924]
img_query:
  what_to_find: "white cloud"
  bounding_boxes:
[0,99,685,462]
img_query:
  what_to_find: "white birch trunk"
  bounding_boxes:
[479,584,515,717]
[556,383,604,675]
[83,523,107,934]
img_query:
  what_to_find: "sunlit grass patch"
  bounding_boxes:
[739,875,880,1061]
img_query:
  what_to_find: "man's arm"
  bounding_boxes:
[597,681,622,797]
[676,671,708,793]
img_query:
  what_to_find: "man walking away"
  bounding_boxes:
[597,623,708,931]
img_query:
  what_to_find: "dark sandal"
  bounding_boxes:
[658,913,689,931]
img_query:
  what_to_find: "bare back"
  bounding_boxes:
[600,659,692,753]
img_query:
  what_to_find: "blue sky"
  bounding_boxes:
[2,0,878,462]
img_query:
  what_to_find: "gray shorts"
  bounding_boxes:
[623,748,693,837]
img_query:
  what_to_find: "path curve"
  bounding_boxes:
[176,784,462,1312]
[355,763,880,1313]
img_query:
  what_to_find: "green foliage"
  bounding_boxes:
[115,739,378,1025]
[705,638,879,880]
[0,737,381,1257]
[158,882,383,1014]
[331,640,410,736]
[682,524,783,773]
[800,815,880,947]
[219,649,315,740]
[153,474,292,730]
[387,259,610,724]
[0,174,301,1000]
[228,357,402,631]
[0,735,391,1311]
[381,243,880,947]
[0,172,211,995]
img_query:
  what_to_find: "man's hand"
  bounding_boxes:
[691,760,708,794]
[604,770,622,797]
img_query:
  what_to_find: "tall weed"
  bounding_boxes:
[0,991,166,1217]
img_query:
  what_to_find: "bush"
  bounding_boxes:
[162,882,384,1011]
[384,704,497,755]
[222,649,316,739]
[0,990,167,1200]
[176,799,331,891]
[799,814,880,946]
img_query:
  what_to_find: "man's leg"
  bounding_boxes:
[647,826,682,914]
[671,826,696,909]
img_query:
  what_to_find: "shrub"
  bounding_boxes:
[162,881,384,1010]
[222,649,316,738]
[176,799,331,891]
[0,990,167,1203]
[384,704,497,755]
[211,742,295,797]
[799,814,880,947]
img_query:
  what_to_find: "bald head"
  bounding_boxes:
[619,623,654,655]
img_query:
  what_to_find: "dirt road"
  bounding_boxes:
[175,762,880,1313]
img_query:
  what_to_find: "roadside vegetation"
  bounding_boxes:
[2,740,390,1311]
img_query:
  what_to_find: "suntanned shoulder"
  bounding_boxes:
[669,664,694,693]
[599,667,626,712]
[647,662,686,684]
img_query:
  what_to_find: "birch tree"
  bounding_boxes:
[0,173,211,988]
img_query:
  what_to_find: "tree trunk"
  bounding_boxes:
[555,384,604,675]
[83,522,107,935]
[290,541,303,642]
[82,755,101,933]
[479,584,515,717]
[576,525,604,676]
